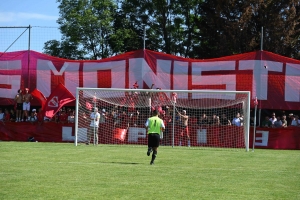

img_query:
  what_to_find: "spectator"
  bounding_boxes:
[281,115,288,127]
[177,110,190,147]
[291,115,299,126]
[287,113,294,125]
[273,116,283,128]
[59,110,68,124]
[269,112,277,126]
[0,108,5,122]
[100,108,107,124]
[199,113,209,126]
[68,110,75,123]
[232,112,243,127]
[28,109,37,123]
[54,109,61,123]
[160,110,172,145]
[4,109,10,122]
[129,110,140,127]
[220,114,231,126]
[261,116,272,128]
[14,89,23,122]
[22,88,33,122]
[86,107,100,145]
[37,108,44,125]
[211,114,220,126]
[119,110,129,130]
[10,109,16,122]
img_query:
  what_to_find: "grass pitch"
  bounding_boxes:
[0,142,299,200]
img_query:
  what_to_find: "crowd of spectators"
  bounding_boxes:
[0,106,76,125]
[0,102,299,129]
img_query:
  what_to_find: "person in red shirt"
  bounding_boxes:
[4,109,10,122]
[37,108,44,125]
[119,111,129,130]
[59,110,68,124]
[160,110,172,145]
[129,110,140,127]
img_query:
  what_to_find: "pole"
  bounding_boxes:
[260,26,263,51]
[27,25,31,88]
[252,97,258,151]
[258,26,263,127]
[75,88,79,146]
[93,93,96,146]
[172,102,175,148]
[143,26,146,50]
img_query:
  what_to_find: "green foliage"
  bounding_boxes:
[43,0,300,59]
[1,142,300,199]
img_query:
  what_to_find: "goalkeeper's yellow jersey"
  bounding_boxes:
[147,116,164,134]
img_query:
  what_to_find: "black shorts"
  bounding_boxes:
[148,133,160,148]
[16,103,23,111]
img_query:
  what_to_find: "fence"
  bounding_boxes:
[0,26,61,54]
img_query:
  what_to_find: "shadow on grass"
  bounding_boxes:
[101,161,141,165]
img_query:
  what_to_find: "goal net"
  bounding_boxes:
[75,88,250,151]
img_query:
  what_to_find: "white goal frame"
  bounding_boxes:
[75,88,250,151]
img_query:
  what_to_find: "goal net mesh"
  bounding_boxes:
[75,88,250,151]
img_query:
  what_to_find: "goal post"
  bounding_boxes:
[75,88,250,151]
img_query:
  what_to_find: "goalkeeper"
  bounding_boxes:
[145,110,165,165]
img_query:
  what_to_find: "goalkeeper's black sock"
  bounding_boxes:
[151,150,157,162]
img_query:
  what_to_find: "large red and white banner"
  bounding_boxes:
[0,50,300,109]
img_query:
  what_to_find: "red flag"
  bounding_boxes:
[44,83,75,118]
[86,101,93,110]
[31,88,47,109]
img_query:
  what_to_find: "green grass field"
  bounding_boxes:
[0,142,299,200]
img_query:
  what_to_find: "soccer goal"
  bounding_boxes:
[75,88,250,151]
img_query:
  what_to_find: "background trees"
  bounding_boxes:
[43,0,300,59]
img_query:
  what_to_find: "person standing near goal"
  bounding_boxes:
[145,110,165,165]
[14,89,23,122]
[177,110,190,147]
[87,107,100,145]
[22,88,33,122]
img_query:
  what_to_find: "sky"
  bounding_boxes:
[0,0,61,53]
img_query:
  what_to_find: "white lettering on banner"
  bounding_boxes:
[37,59,80,97]
[239,60,282,100]
[173,61,189,98]
[129,58,171,90]
[285,63,300,102]
[197,129,207,144]
[128,127,146,142]
[83,61,125,89]
[62,127,74,141]
[255,130,269,146]
[62,127,87,142]
[192,61,236,100]
[0,60,21,99]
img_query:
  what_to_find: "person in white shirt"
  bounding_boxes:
[28,109,37,123]
[232,112,243,127]
[269,112,277,125]
[87,107,100,145]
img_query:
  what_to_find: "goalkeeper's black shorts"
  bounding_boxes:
[148,133,160,147]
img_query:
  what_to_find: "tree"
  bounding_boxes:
[43,39,86,60]
[198,0,300,59]
[56,0,117,59]
[44,0,300,59]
